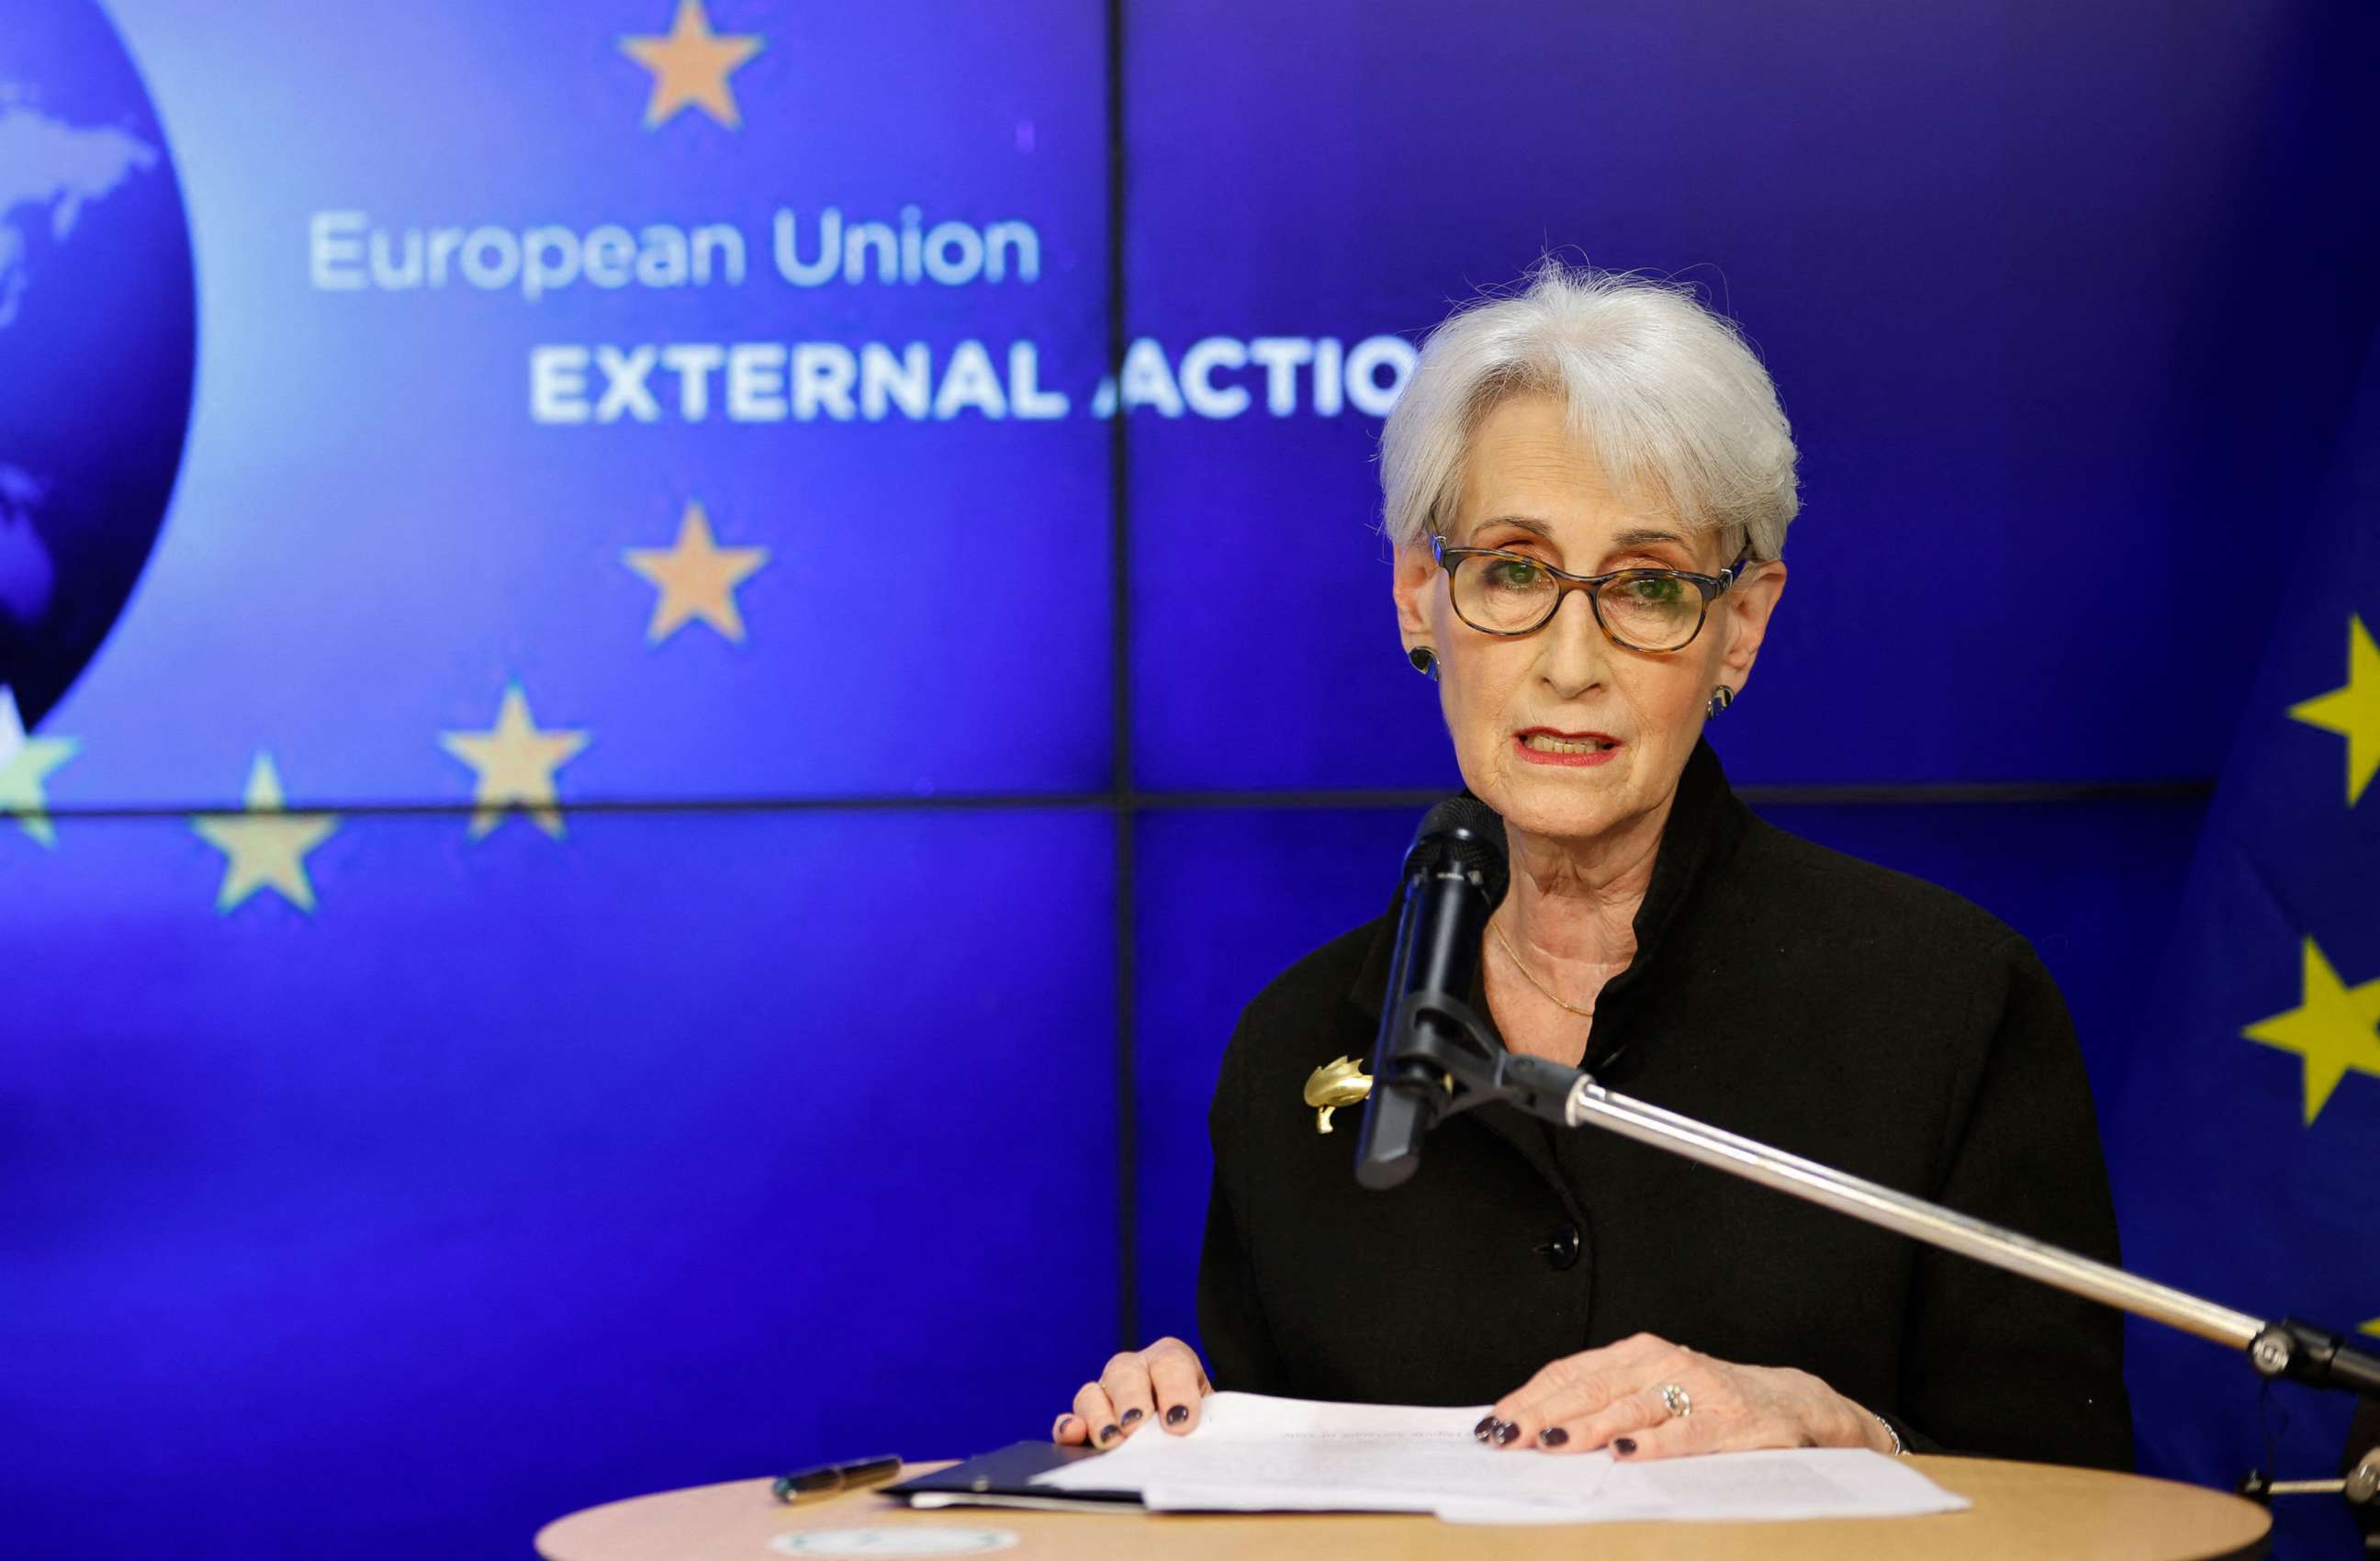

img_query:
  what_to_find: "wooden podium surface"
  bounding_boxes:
[536,1455,2271,1561]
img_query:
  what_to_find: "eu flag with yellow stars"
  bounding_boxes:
[2112,338,2380,1558]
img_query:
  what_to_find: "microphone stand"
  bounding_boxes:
[1374,990,2380,1522]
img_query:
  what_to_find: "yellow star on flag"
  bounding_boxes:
[191,752,339,913]
[2243,936,2380,1125]
[0,687,76,848]
[2287,614,2380,805]
[623,500,769,644]
[620,0,764,129]
[440,683,590,840]
[2364,1317,2380,1339]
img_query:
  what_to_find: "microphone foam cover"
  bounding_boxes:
[1408,795,1510,905]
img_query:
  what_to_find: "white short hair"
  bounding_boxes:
[1380,260,1800,561]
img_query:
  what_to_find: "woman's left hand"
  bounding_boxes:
[1477,1332,1893,1459]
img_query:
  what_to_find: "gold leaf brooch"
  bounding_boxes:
[1301,1055,1373,1134]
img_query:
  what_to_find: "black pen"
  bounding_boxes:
[771,1454,904,1504]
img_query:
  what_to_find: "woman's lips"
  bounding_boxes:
[1513,729,1622,768]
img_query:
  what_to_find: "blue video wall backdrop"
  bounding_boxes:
[6,1,2375,1556]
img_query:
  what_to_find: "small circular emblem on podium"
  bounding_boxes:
[769,1529,1019,1556]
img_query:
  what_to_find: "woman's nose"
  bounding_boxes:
[1535,589,1609,694]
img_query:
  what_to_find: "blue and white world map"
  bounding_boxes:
[0,1,196,740]
[0,102,158,621]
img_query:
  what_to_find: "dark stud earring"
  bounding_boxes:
[1408,646,1439,682]
[1706,685,1734,719]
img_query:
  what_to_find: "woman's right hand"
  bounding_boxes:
[1051,1337,1213,1446]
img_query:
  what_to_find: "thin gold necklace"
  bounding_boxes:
[1489,915,1598,1019]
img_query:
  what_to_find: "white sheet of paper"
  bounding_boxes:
[1030,1392,1970,1525]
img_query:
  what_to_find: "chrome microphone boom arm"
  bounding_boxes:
[1369,993,2380,1401]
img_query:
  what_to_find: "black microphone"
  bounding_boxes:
[1354,795,1509,1190]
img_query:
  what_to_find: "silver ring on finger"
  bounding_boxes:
[1657,1382,1692,1420]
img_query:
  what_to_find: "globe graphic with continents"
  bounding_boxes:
[0,1,195,737]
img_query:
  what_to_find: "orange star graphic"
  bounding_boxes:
[191,753,339,914]
[620,0,765,129]
[623,500,769,644]
[440,683,591,841]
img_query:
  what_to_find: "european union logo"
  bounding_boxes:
[2113,339,2380,1556]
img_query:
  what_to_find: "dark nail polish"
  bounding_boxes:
[1539,1427,1568,1447]
[1165,1404,1189,1426]
[1121,1408,1142,1425]
[1613,1437,1636,1456]
[1098,1424,1121,1445]
[1492,1421,1521,1445]
[1473,1415,1499,1442]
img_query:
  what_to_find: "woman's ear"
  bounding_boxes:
[1392,540,1437,651]
[1714,557,1787,691]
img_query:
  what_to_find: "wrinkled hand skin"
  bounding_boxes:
[1475,1331,1894,1459]
[1052,1336,1214,1448]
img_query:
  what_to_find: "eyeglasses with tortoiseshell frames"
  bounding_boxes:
[1430,536,1755,652]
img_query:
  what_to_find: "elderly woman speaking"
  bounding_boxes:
[1053,263,2132,1470]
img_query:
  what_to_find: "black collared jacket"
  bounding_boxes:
[1196,739,2134,1470]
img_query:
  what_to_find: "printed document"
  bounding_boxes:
[1030,1392,1970,1524]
